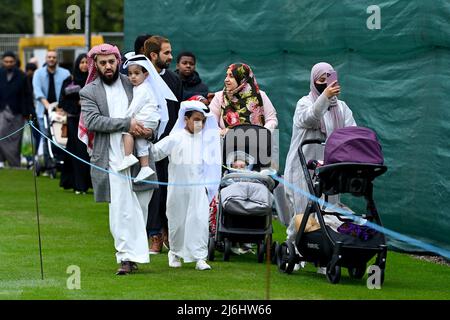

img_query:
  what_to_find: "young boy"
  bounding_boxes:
[150,100,221,270]
[117,58,160,182]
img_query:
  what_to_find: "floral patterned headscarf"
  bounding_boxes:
[221,63,264,128]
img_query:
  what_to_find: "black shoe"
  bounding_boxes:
[130,262,138,271]
[116,261,132,275]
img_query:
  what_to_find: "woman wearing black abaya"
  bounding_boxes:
[59,53,92,194]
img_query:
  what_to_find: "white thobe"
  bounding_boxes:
[151,130,210,263]
[284,93,356,242]
[105,78,151,264]
[125,81,160,157]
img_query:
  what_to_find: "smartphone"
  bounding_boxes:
[327,71,338,87]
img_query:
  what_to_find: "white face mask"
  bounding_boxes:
[193,120,203,133]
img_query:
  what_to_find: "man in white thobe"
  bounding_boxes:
[80,44,157,275]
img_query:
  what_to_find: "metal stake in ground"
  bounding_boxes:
[29,119,44,280]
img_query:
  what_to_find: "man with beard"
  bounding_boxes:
[80,43,157,275]
[32,51,70,174]
[143,35,183,255]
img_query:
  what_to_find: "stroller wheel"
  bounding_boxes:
[257,241,265,263]
[277,242,295,274]
[208,237,215,261]
[277,242,288,272]
[374,267,385,286]
[271,241,279,265]
[223,238,231,262]
[326,263,341,284]
[285,242,296,274]
[380,268,385,285]
[35,162,41,176]
[49,168,57,179]
[348,265,366,279]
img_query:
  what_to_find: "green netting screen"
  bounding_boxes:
[124,0,450,253]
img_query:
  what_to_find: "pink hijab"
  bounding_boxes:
[78,44,122,153]
[308,62,343,135]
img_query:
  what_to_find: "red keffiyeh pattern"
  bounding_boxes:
[78,44,122,153]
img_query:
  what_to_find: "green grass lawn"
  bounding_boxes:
[1,169,449,300]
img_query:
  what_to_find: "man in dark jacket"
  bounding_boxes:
[144,35,183,254]
[0,51,32,168]
[175,51,209,101]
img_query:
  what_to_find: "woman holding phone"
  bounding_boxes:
[283,62,356,243]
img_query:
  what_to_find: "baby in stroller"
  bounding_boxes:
[209,150,255,239]
[47,102,68,147]
[208,124,277,262]
[35,102,67,178]
[226,151,261,255]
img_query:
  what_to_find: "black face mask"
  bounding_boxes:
[315,82,327,94]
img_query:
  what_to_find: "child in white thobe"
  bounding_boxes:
[118,54,177,182]
[150,100,221,270]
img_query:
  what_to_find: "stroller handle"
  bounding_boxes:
[300,139,326,148]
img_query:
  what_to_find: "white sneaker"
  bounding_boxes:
[317,267,327,275]
[231,247,242,255]
[168,250,182,268]
[133,166,155,183]
[293,261,306,271]
[195,260,211,271]
[0,162,4,169]
[117,154,139,171]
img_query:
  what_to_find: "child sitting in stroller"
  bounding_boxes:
[211,146,276,259]
[209,150,255,250]
[226,151,257,255]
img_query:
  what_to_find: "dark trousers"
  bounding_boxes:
[0,107,24,167]
[60,116,91,191]
[31,117,41,155]
[146,157,169,237]
[37,116,51,168]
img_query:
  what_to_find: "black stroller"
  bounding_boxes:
[208,124,277,263]
[277,126,388,285]
[35,102,67,178]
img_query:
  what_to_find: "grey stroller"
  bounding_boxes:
[208,124,277,263]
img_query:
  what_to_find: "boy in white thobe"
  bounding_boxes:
[150,100,221,270]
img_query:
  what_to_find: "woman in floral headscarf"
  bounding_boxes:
[208,63,278,253]
[209,63,278,135]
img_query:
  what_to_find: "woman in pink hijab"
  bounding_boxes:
[283,62,357,242]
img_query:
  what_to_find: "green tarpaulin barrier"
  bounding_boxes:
[124,0,450,254]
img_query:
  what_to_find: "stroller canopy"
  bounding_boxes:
[324,127,384,165]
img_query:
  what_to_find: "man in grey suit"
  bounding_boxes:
[80,44,157,275]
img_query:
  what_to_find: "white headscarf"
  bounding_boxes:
[123,53,178,138]
[171,100,222,202]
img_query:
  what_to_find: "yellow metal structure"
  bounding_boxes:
[18,34,104,70]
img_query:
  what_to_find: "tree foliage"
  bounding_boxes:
[0,0,123,34]
[0,1,33,33]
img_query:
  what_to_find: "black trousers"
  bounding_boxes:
[146,157,169,237]
[60,116,91,191]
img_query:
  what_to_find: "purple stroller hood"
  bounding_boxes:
[324,127,384,165]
